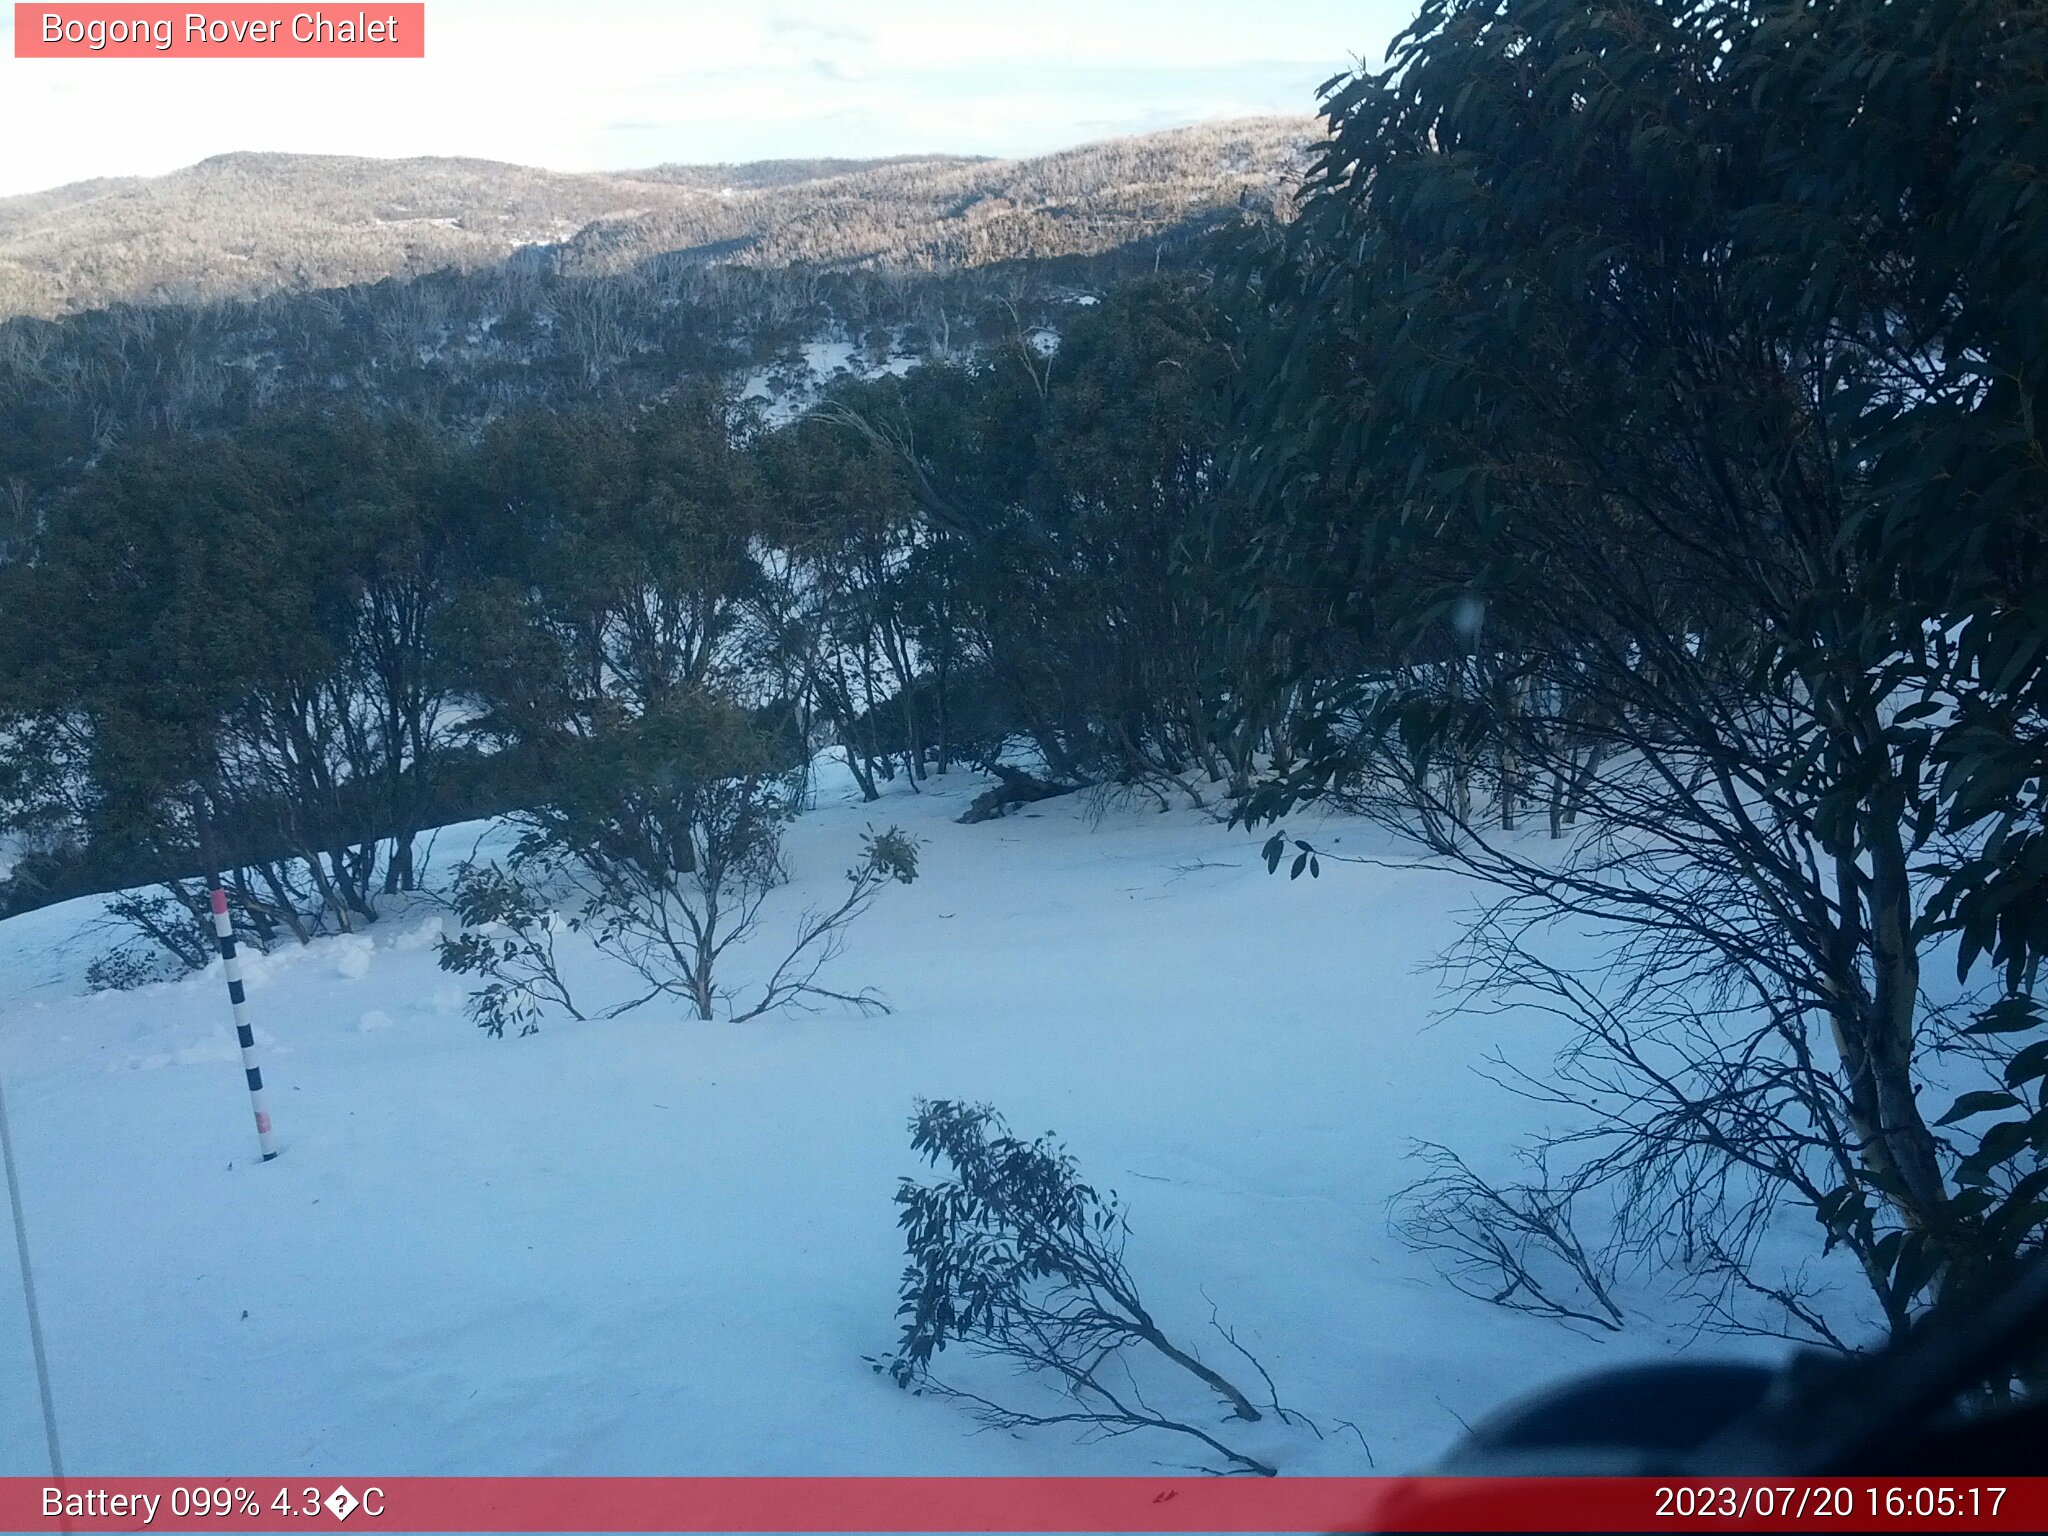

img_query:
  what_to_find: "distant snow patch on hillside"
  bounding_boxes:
[741,335,918,425]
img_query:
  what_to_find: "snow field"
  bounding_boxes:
[0,767,1784,1476]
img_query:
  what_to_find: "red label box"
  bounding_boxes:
[2,1477,2046,1533]
[13,4,425,57]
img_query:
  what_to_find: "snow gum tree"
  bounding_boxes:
[437,392,919,1026]
[1234,0,2048,1344]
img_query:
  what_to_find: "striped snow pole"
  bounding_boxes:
[207,882,279,1162]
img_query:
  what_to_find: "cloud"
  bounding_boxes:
[761,9,874,52]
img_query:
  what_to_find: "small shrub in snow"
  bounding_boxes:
[1391,1142,1625,1333]
[85,943,182,993]
[103,888,217,974]
[436,861,584,1037]
[437,822,918,1034]
[873,1099,1278,1476]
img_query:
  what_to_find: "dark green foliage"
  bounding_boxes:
[1260,835,1319,882]
[1229,0,2048,1341]
[436,861,585,1038]
[859,826,920,888]
[811,274,1295,803]
[0,246,1302,913]
[84,943,183,994]
[753,408,935,798]
[101,888,216,974]
[0,408,473,928]
[885,1100,1128,1386]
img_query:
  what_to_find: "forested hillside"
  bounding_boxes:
[0,118,1312,319]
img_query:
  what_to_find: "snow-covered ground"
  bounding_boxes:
[740,339,917,426]
[0,764,1791,1477]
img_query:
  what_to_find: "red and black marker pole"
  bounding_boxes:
[194,800,278,1162]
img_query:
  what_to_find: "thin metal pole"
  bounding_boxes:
[0,1056,64,1479]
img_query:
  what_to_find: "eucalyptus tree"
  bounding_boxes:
[1237,0,2048,1339]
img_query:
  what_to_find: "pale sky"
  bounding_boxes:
[0,2,1413,196]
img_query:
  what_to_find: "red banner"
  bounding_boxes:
[12,5,425,58]
[2,1477,2044,1532]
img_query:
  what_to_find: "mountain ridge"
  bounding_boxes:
[0,117,1316,319]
